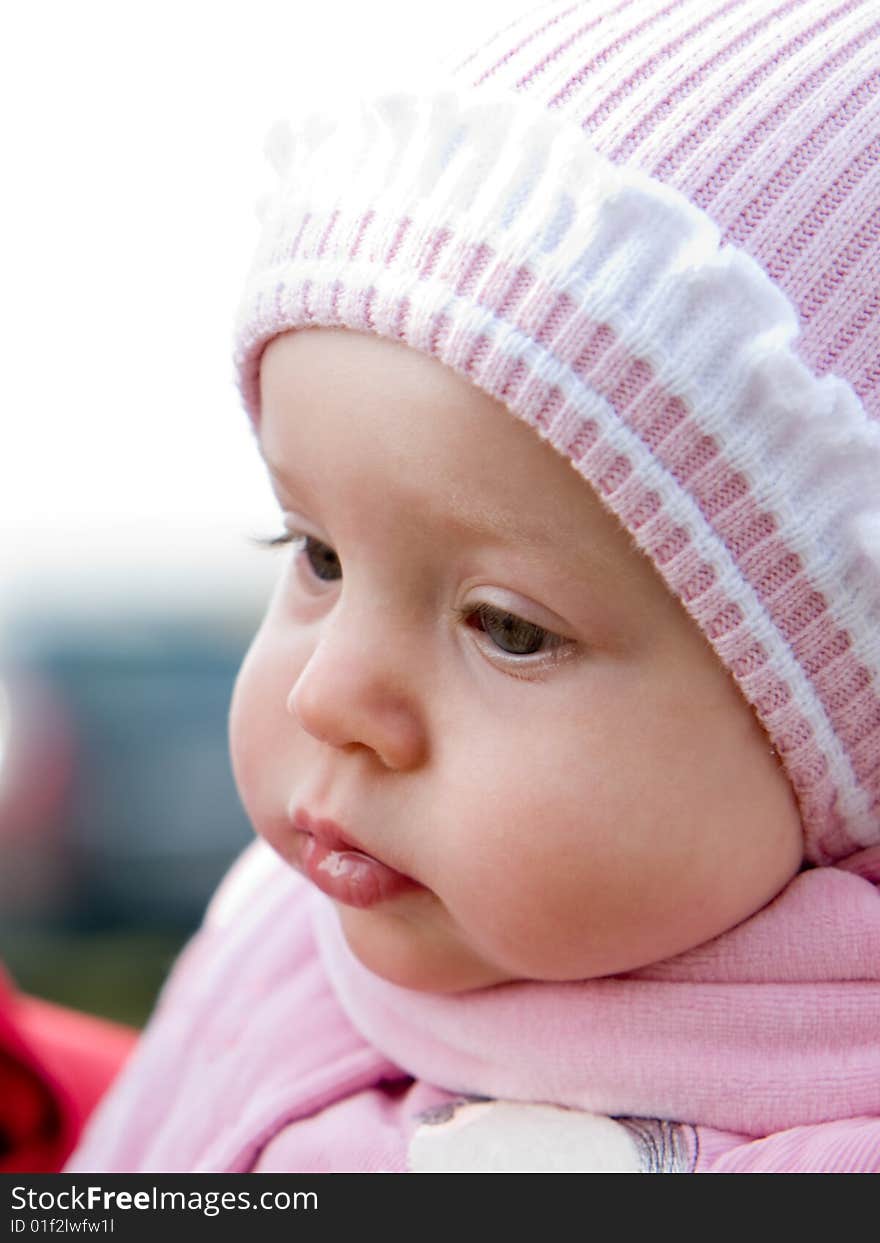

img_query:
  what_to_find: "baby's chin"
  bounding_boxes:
[335,900,519,994]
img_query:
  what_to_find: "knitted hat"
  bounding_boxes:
[234,0,880,866]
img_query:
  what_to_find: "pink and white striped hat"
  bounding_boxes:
[234,0,880,866]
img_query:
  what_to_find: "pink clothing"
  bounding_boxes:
[65,846,447,1174]
[67,843,880,1173]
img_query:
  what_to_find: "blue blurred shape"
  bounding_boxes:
[0,614,253,931]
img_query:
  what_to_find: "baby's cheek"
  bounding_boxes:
[228,632,280,800]
[429,734,637,970]
[435,794,587,951]
[442,859,592,982]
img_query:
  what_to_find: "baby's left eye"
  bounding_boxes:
[253,530,341,582]
[465,603,557,656]
[300,535,341,582]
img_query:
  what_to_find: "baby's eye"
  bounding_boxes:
[254,531,341,582]
[300,535,341,582]
[465,603,557,656]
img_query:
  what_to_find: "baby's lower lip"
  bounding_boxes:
[297,834,423,909]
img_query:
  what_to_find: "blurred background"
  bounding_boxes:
[1,0,531,1027]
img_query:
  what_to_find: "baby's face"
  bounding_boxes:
[230,328,803,992]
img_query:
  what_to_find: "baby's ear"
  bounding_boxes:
[408,1098,645,1173]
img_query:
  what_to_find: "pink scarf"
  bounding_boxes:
[313,848,880,1137]
[67,843,880,1171]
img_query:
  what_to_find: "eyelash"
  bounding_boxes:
[252,531,304,550]
[253,530,571,669]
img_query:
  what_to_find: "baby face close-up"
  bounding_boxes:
[229,327,804,993]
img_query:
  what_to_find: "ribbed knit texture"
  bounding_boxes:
[457,0,880,411]
[234,0,880,865]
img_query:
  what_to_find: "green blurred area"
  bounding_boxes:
[2,928,190,1029]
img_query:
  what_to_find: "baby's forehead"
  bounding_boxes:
[259,328,640,565]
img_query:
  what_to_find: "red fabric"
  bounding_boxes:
[0,967,137,1172]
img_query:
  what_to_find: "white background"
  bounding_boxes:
[1,0,534,626]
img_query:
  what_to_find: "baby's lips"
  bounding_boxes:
[300,836,420,908]
[290,806,424,908]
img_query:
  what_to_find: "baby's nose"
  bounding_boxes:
[286,607,428,772]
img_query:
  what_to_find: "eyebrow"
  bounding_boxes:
[259,454,638,597]
[264,455,564,547]
[442,493,565,550]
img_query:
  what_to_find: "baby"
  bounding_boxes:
[68,0,880,1172]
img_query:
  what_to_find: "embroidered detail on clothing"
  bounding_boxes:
[614,1116,697,1173]
[415,1096,489,1126]
[408,1100,643,1172]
